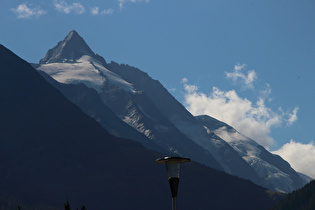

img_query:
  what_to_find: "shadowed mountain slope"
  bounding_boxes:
[38,70,168,154]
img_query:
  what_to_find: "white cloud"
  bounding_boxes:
[287,106,299,125]
[54,1,85,14]
[90,7,99,15]
[181,78,188,83]
[273,140,315,179]
[12,3,46,19]
[226,63,257,89]
[182,78,198,93]
[118,0,150,10]
[182,77,298,148]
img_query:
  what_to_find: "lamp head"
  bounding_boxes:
[156,156,190,179]
[156,156,190,198]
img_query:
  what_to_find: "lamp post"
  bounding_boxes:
[156,156,190,210]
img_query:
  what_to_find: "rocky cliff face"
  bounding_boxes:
[40,30,105,65]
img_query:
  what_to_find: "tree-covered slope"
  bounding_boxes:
[272,180,315,210]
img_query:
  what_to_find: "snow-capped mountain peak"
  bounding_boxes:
[39,30,103,64]
[38,31,135,93]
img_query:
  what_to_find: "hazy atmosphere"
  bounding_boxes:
[1,0,315,178]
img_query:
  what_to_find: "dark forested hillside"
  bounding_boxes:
[271,180,315,210]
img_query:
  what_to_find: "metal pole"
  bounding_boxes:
[172,197,177,210]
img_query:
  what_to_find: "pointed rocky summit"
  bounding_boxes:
[39,30,105,64]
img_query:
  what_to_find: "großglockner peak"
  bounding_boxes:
[37,31,134,93]
[39,30,105,65]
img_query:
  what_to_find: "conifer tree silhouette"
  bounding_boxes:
[64,200,70,210]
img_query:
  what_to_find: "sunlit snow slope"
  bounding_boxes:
[38,55,135,93]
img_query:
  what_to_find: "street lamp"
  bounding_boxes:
[156,156,190,210]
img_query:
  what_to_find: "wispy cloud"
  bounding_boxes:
[90,7,99,16]
[90,7,114,16]
[13,1,142,18]
[54,1,85,14]
[287,106,299,125]
[181,65,299,148]
[260,83,272,100]
[101,8,114,15]
[226,64,257,90]
[273,140,315,178]
[12,3,46,19]
[118,0,150,10]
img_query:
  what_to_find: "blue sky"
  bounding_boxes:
[1,0,315,177]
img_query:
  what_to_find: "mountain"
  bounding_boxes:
[104,61,310,192]
[36,30,310,193]
[38,70,168,154]
[37,31,223,172]
[105,61,262,185]
[196,115,309,192]
[0,44,279,209]
[0,44,165,209]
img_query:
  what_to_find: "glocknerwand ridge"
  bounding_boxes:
[37,30,311,193]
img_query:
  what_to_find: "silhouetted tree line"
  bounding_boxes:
[14,200,86,210]
[64,200,86,210]
[271,180,315,210]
